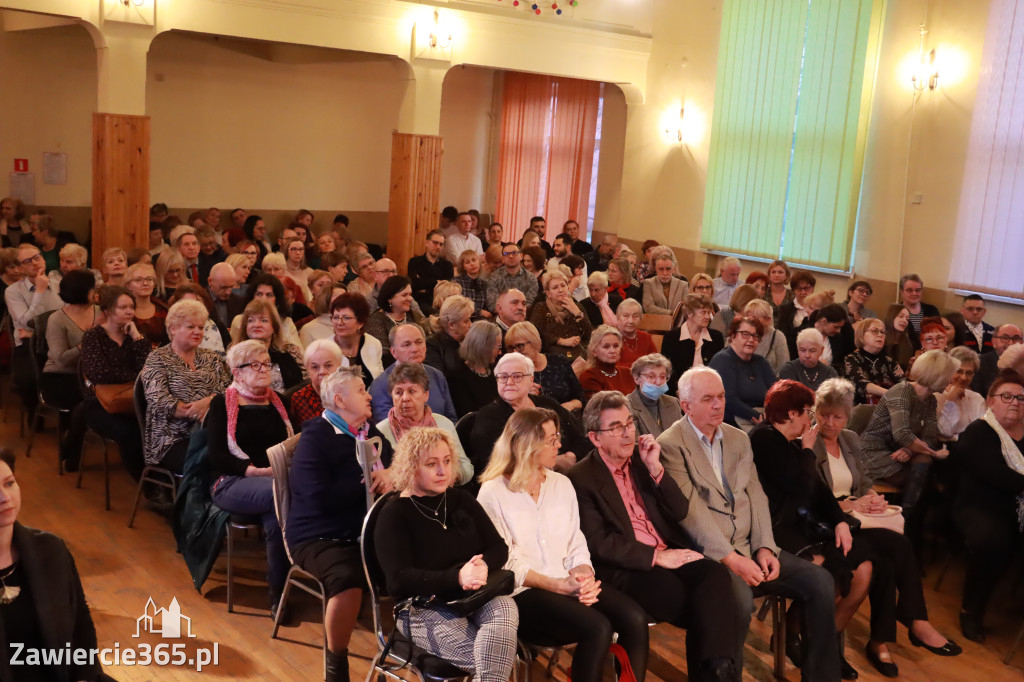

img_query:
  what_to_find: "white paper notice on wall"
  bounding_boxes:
[43,153,67,185]
[9,172,34,205]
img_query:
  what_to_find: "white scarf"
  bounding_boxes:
[982,408,1024,530]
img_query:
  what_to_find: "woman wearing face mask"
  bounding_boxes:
[779,328,839,392]
[841,318,905,405]
[626,353,681,438]
[578,326,634,402]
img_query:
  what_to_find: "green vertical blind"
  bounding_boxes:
[701,0,884,271]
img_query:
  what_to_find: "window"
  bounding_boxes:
[949,0,1024,301]
[701,0,884,272]
[495,73,602,241]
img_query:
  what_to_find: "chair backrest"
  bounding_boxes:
[267,433,303,563]
[282,379,310,406]
[454,411,476,456]
[32,310,56,364]
[361,491,401,648]
[849,403,875,435]
[133,376,148,436]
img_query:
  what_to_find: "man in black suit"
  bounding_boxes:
[564,219,593,255]
[567,390,744,681]
[407,229,453,313]
[196,226,227,285]
[207,262,246,346]
[960,294,995,354]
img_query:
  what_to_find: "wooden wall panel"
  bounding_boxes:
[388,132,443,275]
[92,113,150,267]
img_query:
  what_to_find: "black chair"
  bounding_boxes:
[26,310,79,472]
[756,595,789,679]
[361,492,472,681]
[454,412,479,494]
[127,377,182,527]
[76,368,112,511]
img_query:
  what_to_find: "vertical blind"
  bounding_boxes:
[495,72,601,241]
[701,0,883,271]
[949,0,1024,300]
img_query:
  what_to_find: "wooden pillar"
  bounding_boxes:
[92,113,150,267]
[388,132,443,274]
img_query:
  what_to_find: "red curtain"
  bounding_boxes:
[495,72,600,242]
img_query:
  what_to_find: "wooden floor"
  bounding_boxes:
[4,402,1024,681]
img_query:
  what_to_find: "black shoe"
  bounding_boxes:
[697,657,738,682]
[839,654,859,680]
[270,599,289,624]
[786,633,803,668]
[959,612,986,643]
[326,648,350,682]
[908,629,963,656]
[864,644,899,678]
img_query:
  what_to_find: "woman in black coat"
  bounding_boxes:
[954,372,1024,642]
[425,295,473,377]
[660,294,724,394]
[0,449,109,682]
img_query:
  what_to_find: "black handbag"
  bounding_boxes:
[414,568,516,616]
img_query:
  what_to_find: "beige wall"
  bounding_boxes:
[439,65,496,212]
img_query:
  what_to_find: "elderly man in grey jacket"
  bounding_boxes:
[657,366,841,682]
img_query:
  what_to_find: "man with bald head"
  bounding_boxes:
[207,262,244,344]
[973,323,1023,395]
[494,288,528,332]
[367,323,457,423]
[584,233,617,273]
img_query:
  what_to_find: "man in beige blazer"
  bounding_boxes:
[657,366,841,681]
[641,253,689,315]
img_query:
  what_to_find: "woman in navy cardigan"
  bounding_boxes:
[286,365,393,682]
[708,315,777,429]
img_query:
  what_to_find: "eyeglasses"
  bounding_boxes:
[996,393,1024,404]
[921,335,947,344]
[287,246,305,253]
[794,285,814,292]
[544,433,562,447]
[864,328,886,336]
[332,314,356,324]
[18,253,42,265]
[496,372,528,384]
[502,251,521,257]
[375,268,398,275]
[510,342,529,353]
[995,334,1024,343]
[594,418,636,438]
[640,373,668,383]
[854,288,872,295]
[693,284,713,292]
[734,330,761,341]
[131,276,157,284]
[239,361,272,373]
[429,239,445,247]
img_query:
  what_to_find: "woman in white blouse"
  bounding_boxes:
[935,346,986,440]
[477,408,651,682]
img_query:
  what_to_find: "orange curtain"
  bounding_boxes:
[495,72,600,243]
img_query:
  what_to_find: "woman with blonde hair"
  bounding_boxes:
[453,249,489,317]
[842,318,905,405]
[154,249,186,302]
[300,281,347,347]
[225,252,252,298]
[101,247,128,288]
[426,294,475,376]
[432,280,462,315]
[505,321,583,413]
[688,273,717,310]
[231,299,307,392]
[283,236,314,303]
[661,294,724,392]
[374,427,519,682]
[578,326,633,401]
[478,408,651,682]
[764,260,793,314]
[745,299,789,374]
[126,261,168,347]
[529,269,592,361]
[262,251,308,307]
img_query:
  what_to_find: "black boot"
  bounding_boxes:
[326,648,350,682]
[838,634,858,679]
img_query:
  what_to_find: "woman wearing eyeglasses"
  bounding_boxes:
[283,237,314,303]
[477,408,651,682]
[505,322,583,414]
[468,352,590,480]
[206,339,294,611]
[954,371,1024,642]
[708,316,777,430]
[230,299,307,392]
[125,261,168,347]
[330,292,384,388]
[842,318,905,405]
[840,281,877,325]
[626,353,681,438]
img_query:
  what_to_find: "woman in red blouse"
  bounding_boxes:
[578,325,634,402]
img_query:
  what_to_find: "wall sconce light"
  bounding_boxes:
[430,10,452,49]
[911,25,939,91]
[662,107,685,144]
[119,0,144,6]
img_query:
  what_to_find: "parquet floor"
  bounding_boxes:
[4,399,1023,681]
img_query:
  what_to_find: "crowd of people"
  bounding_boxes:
[1,196,1023,682]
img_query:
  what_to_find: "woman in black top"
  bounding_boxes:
[374,428,518,682]
[449,320,502,417]
[207,340,293,610]
[660,294,724,395]
[752,380,960,678]
[230,299,307,392]
[954,372,1024,642]
[425,295,473,376]
[505,321,583,413]
[0,449,109,682]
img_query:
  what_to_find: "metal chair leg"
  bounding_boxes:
[226,527,235,613]
[772,597,787,679]
[127,474,147,528]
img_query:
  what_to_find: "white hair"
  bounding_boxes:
[225,339,269,371]
[720,256,741,271]
[168,224,196,246]
[617,298,643,317]
[998,343,1024,373]
[303,338,344,366]
[319,365,364,411]
[796,327,825,348]
[677,366,723,403]
[495,351,535,376]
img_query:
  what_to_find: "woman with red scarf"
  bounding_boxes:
[374,362,473,485]
[606,257,642,304]
[206,339,294,610]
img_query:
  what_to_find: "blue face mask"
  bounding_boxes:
[640,381,669,400]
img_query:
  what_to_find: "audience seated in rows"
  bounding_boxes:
[329,292,383,388]
[369,323,456,424]
[626,353,681,438]
[578,325,633,402]
[530,268,592,361]
[505,321,583,413]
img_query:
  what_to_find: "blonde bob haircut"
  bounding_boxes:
[225,253,249,271]
[433,280,461,312]
[505,321,542,351]
[853,317,886,349]
[743,298,773,321]
[909,349,959,392]
[541,268,571,291]
[480,408,560,492]
[587,325,623,367]
[262,252,286,271]
[165,299,209,333]
[434,294,474,335]
[389,426,460,492]
[587,271,609,288]
[59,243,88,268]
[226,339,271,372]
